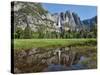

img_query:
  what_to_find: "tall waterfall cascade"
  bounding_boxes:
[58,14,61,28]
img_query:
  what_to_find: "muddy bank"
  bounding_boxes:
[14,46,97,73]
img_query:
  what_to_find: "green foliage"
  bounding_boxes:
[14,27,24,39]
[32,32,39,38]
[23,25,32,39]
[34,3,48,15]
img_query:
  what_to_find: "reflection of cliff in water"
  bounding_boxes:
[14,46,97,73]
[43,48,88,71]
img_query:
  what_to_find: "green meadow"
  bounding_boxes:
[14,38,97,50]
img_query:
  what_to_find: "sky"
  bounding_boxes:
[42,3,97,20]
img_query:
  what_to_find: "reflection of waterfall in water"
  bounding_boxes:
[43,48,88,71]
[58,50,61,64]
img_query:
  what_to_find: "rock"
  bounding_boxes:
[72,12,81,26]
[82,16,97,30]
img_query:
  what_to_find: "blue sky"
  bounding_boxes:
[42,3,97,20]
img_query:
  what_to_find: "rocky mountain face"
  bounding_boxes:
[82,16,97,26]
[16,10,83,32]
[46,12,97,32]
[18,11,96,33]
[13,2,97,33]
[52,11,82,32]
[82,16,97,30]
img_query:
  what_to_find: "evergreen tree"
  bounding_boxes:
[24,24,32,39]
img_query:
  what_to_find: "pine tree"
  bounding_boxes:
[24,23,32,39]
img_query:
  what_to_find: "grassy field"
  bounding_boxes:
[14,38,97,50]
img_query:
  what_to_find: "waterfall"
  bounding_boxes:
[58,14,61,27]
